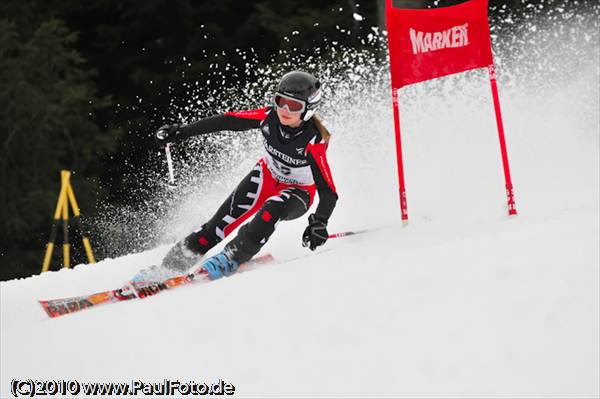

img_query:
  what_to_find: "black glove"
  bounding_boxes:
[154,123,182,147]
[302,214,329,251]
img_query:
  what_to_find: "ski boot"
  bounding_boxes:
[162,239,204,273]
[200,248,240,280]
[130,240,204,284]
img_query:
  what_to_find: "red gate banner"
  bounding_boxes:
[385,0,517,221]
[386,0,494,88]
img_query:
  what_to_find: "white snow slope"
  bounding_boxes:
[2,14,599,399]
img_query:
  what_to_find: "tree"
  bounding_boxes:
[0,19,122,280]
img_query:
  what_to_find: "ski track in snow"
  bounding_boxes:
[2,12,599,399]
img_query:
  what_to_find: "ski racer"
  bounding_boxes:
[153,71,338,280]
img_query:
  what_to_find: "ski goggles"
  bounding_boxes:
[274,93,306,113]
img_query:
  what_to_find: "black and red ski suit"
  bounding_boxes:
[178,106,338,263]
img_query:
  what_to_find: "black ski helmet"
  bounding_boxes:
[276,71,322,121]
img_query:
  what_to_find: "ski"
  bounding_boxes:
[39,253,274,318]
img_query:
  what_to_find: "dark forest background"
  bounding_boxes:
[0,0,553,280]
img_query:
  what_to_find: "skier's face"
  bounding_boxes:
[276,105,303,127]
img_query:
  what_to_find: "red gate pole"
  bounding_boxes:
[488,64,517,216]
[392,87,409,223]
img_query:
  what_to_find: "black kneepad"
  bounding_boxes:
[184,224,221,254]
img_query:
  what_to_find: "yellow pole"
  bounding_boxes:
[62,173,71,269]
[41,242,55,273]
[55,173,70,219]
[43,169,98,271]
[66,177,96,264]
[66,182,80,216]
[41,172,70,273]
[82,237,96,264]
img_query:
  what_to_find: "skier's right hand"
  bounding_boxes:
[154,123,182,147]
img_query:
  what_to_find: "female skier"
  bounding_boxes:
[153,71,338,280]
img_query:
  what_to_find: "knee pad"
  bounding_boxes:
[264,188,310,221]
[184,224,221,255]
[259,199,287,225]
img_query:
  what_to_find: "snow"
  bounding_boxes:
[2,22,599,399]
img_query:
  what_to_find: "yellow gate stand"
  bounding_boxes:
[41,170,96,273]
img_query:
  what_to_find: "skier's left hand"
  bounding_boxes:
[302,214,328,250]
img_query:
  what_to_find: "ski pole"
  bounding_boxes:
[164,143,175,185]
[327,222,399,240]
[328,229,370,239]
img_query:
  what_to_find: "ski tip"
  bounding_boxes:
[38,300,61,318]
